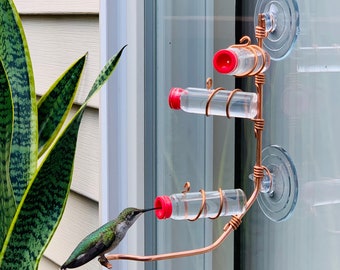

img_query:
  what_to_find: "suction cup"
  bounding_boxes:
[254,0,300,60]
[250,145,298,222]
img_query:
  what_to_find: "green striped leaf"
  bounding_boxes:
[0,46,126,270]
[0,113,83,270]
[0,0,38,205]
[84,45,127,106]
[0,59,15,250]
[38,54,87,157]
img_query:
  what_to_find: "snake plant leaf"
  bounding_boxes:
[0,112,83,270]
[83,45,127,106]
[0,59,16,251]
[0,46,126,270]
[0,0,38,205]
[37,54,87,157]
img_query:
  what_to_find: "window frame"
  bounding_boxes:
[100,1,145,270]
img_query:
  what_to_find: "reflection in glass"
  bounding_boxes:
[239,0,340,269]
[297,46,340,73]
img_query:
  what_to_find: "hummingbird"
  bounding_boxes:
[61,207,156,269]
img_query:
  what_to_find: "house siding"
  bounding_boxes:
[14,1,101,269]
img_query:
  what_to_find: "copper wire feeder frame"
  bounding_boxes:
[104,13,271,266]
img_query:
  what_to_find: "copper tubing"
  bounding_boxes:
[106,226,234,262]
[253,15,266,181]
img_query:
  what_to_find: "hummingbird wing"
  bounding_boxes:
[61,221,116,269]
[61,241,108,269]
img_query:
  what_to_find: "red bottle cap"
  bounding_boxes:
[154,195,172,219]
[168,87,185,110]
[213,49,238,74]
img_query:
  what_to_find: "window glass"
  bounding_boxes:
[145,1,236,269]
[238,1,340,269]
[154,2,211,269]
[145,0,234,269]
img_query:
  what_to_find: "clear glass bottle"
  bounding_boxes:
[168,87,258,119]
[154,189,247,220]
[213,47,270,75]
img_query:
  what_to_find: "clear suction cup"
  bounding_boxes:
[250,145,298,222]
[254,0,300,60]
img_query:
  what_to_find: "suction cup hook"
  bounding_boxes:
[250,145,298,222]
[254,0,300,60]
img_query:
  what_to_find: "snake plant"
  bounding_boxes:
[0,0,126,269]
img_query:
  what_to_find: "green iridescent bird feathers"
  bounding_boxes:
[61,208,155,269]
[0,0,126,269]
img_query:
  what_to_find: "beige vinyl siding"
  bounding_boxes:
[43,192,99,268]
[22,15,100,108]
[39,257,59,270]
[15,0,99,14]
[62,107,100,201]
[14,1,101,269]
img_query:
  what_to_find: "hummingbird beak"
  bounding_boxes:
[140,207,158,213]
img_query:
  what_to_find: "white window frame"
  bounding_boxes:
[100,1,145,270]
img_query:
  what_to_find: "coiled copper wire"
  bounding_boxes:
[181,182,224,221]
[205,87,226,116]
[209,188,224,220]
[227,215,243,231]
[205,88,243,118]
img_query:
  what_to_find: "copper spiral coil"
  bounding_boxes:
[252,165,273,192]
[253,118,265,131]
[253,165,265,179]
[205,87,226,116]
[255,73,266,85]
[253,118,265,138]
[255,24,268,39]
[182,182,225,221]
[209,188,224,220]
[250,46,267,76]
[205,87,243,119]
[227,215,242,231]
[188,189,207,221]
[228,35,268,77]
[239,45,259,76]
[230,36,259,77]
[226,89,242,118]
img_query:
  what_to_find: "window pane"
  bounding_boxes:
[238,0,340,269]
[154,1,211,269]
[145,1,237,269]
